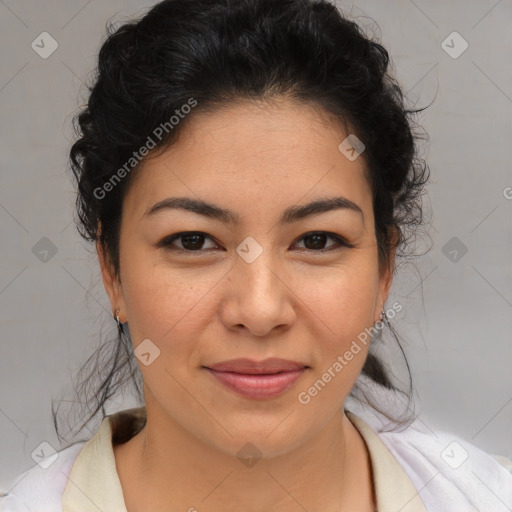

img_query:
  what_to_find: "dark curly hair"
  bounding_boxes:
[54,0,432,444]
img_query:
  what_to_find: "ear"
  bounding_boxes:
[374,227,398,324]
[97,240,126,323]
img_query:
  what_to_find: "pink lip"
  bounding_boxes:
[204,358,308,399]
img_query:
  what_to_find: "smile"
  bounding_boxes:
[205,367,307,399]
[203,357,308,399]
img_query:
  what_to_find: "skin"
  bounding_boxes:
[99,97,395,512]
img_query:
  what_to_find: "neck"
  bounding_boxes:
[114,403,376,512]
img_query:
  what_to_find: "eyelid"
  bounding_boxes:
[156,231,355,252]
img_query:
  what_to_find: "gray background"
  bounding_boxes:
[1,0,511,492]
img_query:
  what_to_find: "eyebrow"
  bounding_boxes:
[143,196,364,225]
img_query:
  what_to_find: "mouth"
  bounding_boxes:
[203,358,309,399]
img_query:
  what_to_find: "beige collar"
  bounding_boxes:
[63,407,427,512]
[62,411,128,512]
[346,412,427,512]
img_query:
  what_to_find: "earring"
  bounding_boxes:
[114,307,121,328]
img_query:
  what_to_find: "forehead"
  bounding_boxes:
[123,98,373,225]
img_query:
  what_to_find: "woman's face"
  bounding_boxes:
[99,98,393,457]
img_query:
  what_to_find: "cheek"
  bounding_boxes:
[297,262,379,342]
[293,266,379,412]
[120,254,221,344]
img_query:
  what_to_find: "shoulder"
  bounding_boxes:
[0,442,86,512]
[377,419,512,509]
[346,376,512,509]
[378,415,512,477]
[1,407,146,512]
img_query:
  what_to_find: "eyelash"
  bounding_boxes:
[156,231,355,254]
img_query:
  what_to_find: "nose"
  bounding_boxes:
[220,250,296,337]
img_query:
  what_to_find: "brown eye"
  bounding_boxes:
[293,232,353,252]
[157,232,219,252]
